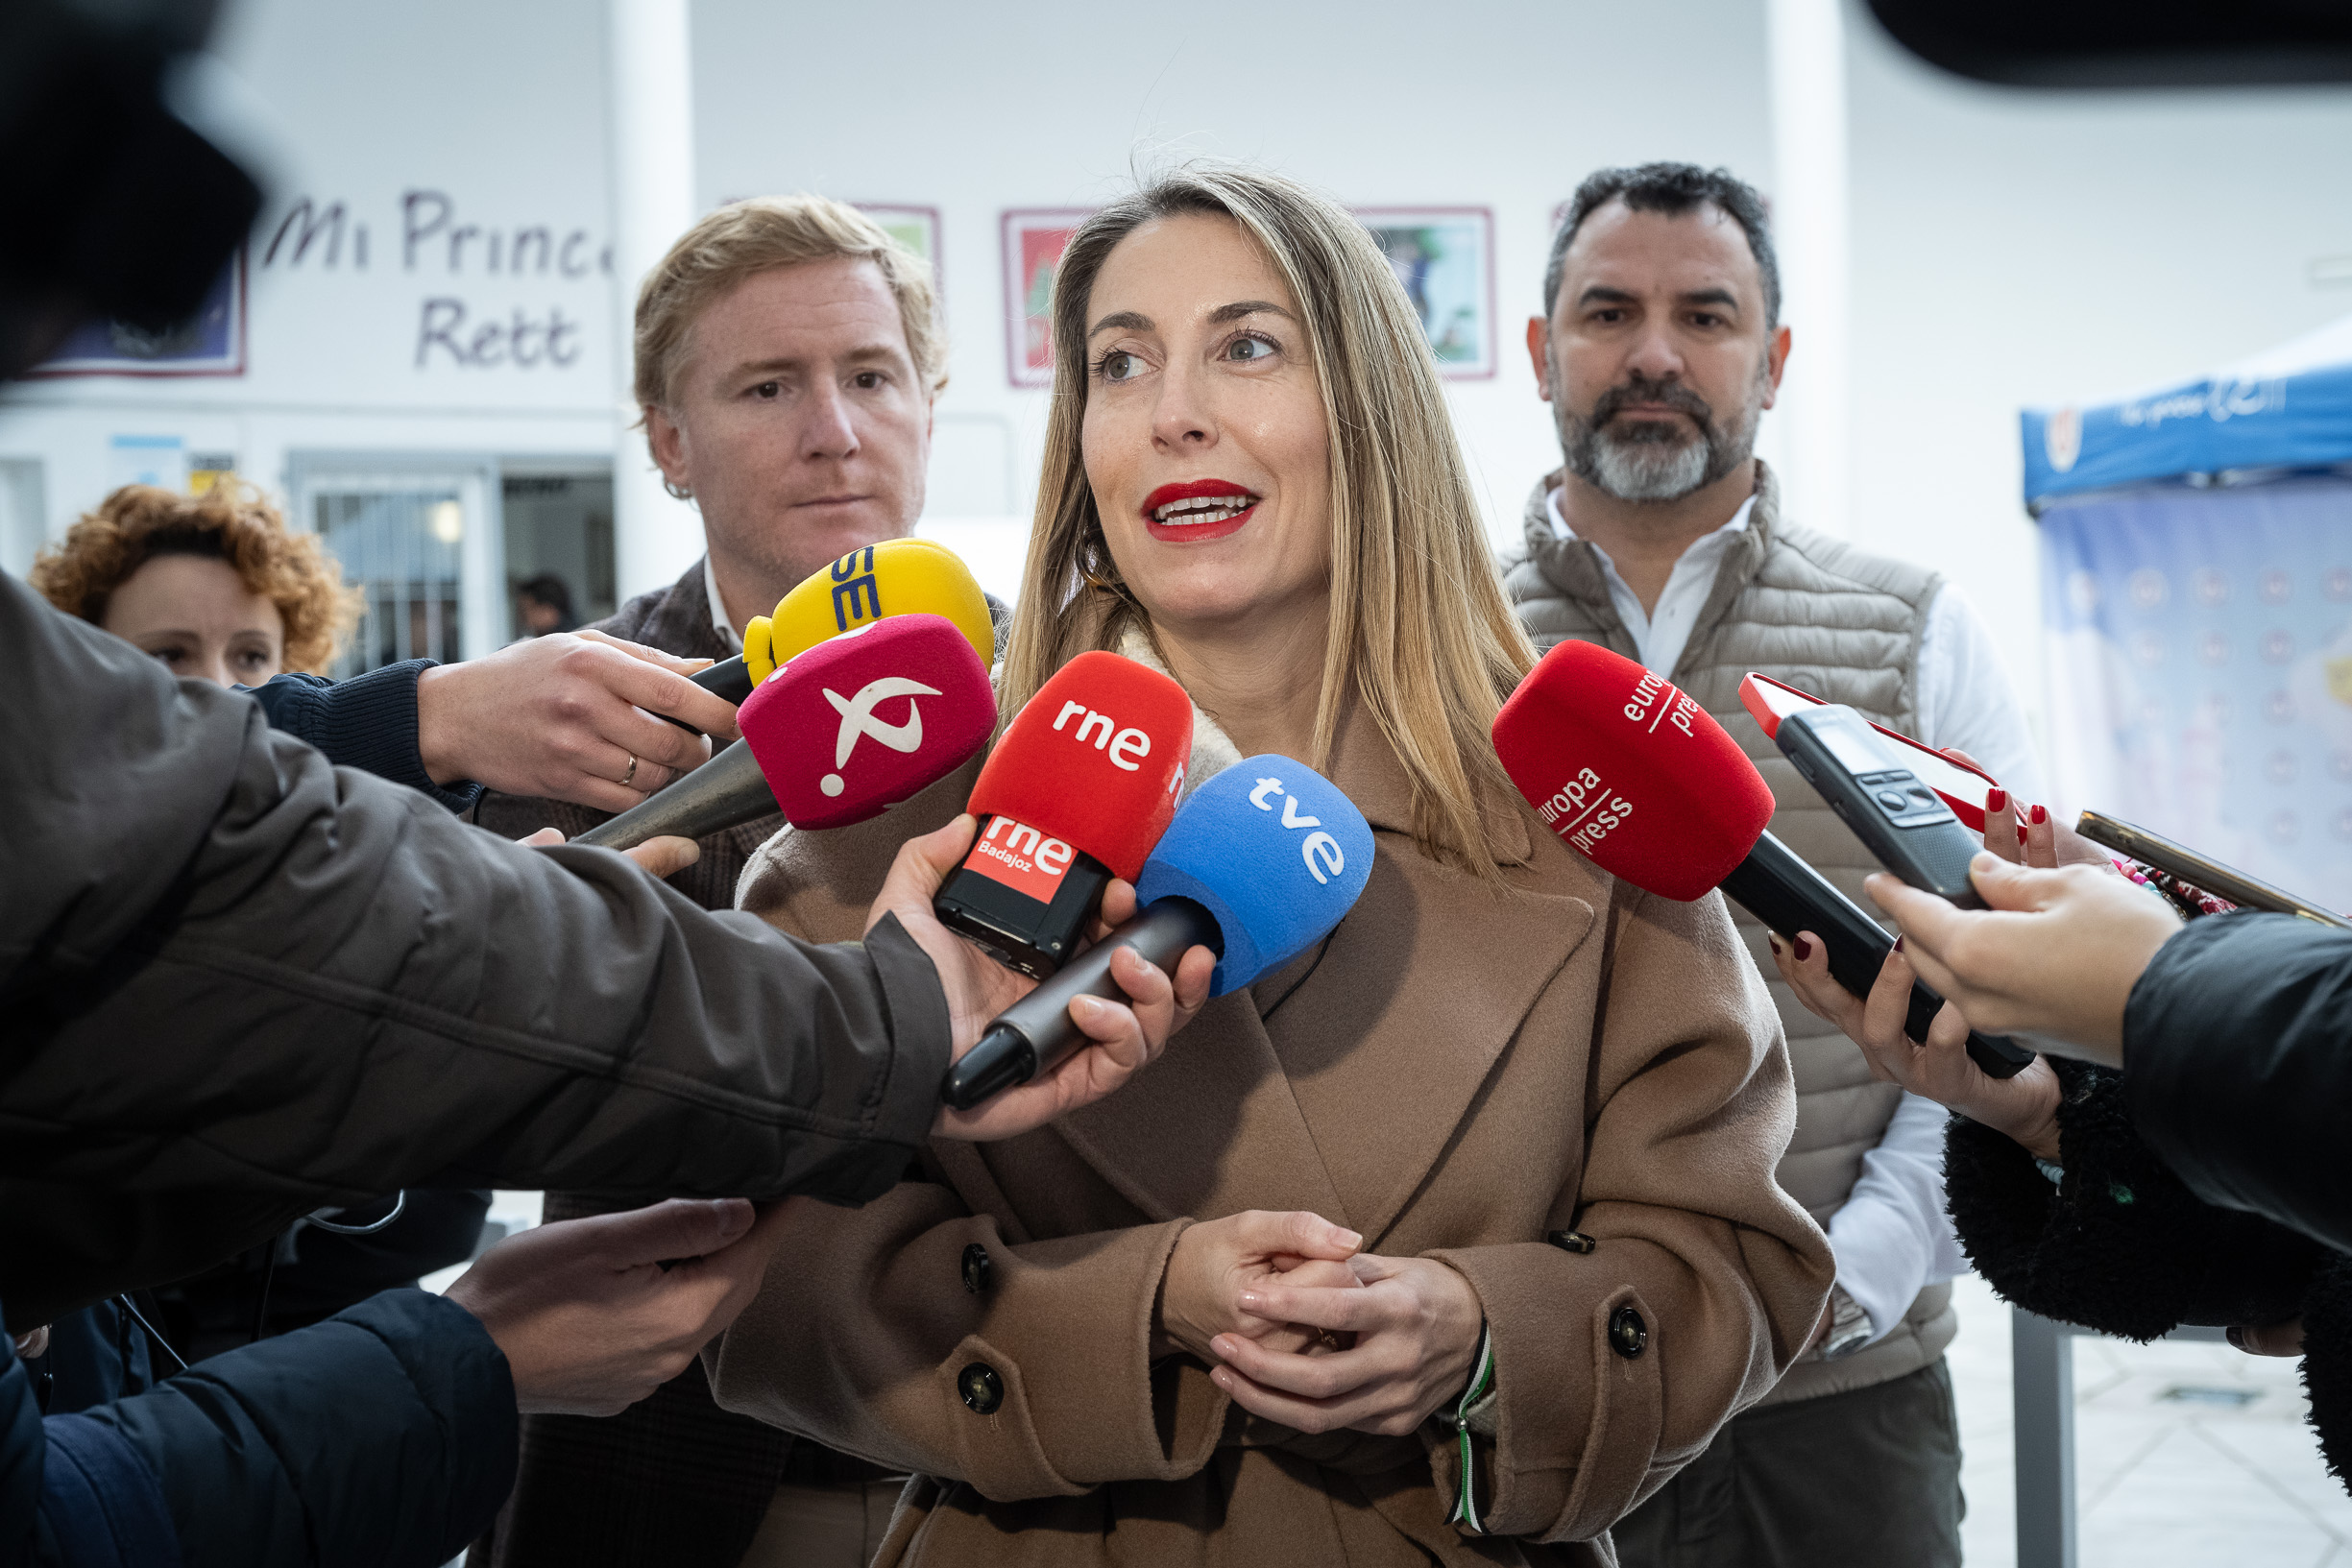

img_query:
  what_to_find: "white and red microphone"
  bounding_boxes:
[577,614,994,851]
[1492,639,2035,1078]
[932,651,1195,978]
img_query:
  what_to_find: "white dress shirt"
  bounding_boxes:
[1546,486,2049,1339]
[702,554,744,654]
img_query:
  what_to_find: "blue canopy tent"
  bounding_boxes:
[2023,315,2352,911]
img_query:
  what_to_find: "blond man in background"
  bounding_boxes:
[473,194,954,1568]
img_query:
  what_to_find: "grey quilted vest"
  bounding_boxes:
[1500,461,1955,1406]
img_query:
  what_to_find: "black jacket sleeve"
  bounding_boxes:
[1944,1058,2320,1338]
[3,1290,514,1568]
[0,572,950,1322]
[245,662,481,813]
[2124,911,2352,1253]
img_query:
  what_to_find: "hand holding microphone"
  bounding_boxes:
[1771,922,2068,1161]
[1862,856,2182,1066]
[939,756,1375,1109]
[576,612,995,852]
[444,1197,788,1415]
[1491,640,2037,1078]
[574,538,997,851]
[418,629,742,811]
[862,813,1214,1142]
[932,650,1195,977]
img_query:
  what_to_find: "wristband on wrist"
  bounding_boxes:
[1440,1323,1496,1532]
[1819,1284,1875,1361]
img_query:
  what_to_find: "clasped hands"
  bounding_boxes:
[1153,1210,1483,1438]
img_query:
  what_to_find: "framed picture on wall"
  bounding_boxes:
[1358,208,1494,380]
[29,249,247,377]
[857,204,942,277]
[1002,209,1093,388]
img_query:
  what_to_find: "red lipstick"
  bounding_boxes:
[1141,478,1260,543]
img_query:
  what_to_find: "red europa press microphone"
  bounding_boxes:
[1491,639,2036,1078]
[577,614,994,849]
[934,651,1194,978]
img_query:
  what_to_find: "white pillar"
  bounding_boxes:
[607,0,703,600]
[1765,0,1852,540]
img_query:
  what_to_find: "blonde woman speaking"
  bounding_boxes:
[709,166,1831,1568]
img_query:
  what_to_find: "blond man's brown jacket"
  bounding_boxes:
[710,687,1833,1568]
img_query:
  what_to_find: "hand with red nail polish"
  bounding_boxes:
[1978,783,2026,865]
[1861,858,2180,1066]
[1768,918,2064,1158]
[2009,801,2112,873]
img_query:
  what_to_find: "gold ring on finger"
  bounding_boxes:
[621,753,639,788]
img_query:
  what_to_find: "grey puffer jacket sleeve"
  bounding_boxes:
[0,573,949,1323]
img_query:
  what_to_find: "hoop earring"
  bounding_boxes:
[1077,524,1128,596]
[662,477,694,502]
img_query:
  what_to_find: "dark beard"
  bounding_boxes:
[1558,370,1758,503]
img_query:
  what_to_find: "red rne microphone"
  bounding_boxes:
[574,615,992,850]
[1492,639,2036,1079]
[933,651,1194,977]
[739,615,996,830]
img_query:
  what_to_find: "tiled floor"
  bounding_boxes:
[1948,1271,2348,1566]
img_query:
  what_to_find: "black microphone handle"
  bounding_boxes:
[573,736,777,851]
[691,655,755,705]
[940,896,1222,1111]
[1717,831,2036,1079]
[656,655,756,734]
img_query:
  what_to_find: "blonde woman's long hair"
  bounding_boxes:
[1000,165,1537,878]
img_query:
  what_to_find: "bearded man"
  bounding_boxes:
[1499,163,2044,1568]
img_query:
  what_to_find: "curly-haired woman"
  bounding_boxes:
[31,480,358,685]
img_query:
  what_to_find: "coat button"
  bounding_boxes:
[961,1242,991,1294]
[1609,1306,1648,1359]
[958,1362,1004,1414]
[1546,1230,1596,1254]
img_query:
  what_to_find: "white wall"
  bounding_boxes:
[10,0,2350,730]
[1843,1,2352,749]
[3,0,1778,602]
[0,0,623,569]
[688,0,1775,587]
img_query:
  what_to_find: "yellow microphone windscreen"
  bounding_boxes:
[749,539,993,685]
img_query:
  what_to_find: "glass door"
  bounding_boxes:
[290,461,502,679]
[0,459,47,578]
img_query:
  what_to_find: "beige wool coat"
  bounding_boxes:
[709,684,1833,1568]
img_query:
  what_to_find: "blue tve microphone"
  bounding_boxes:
[939,756,1375,1109]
